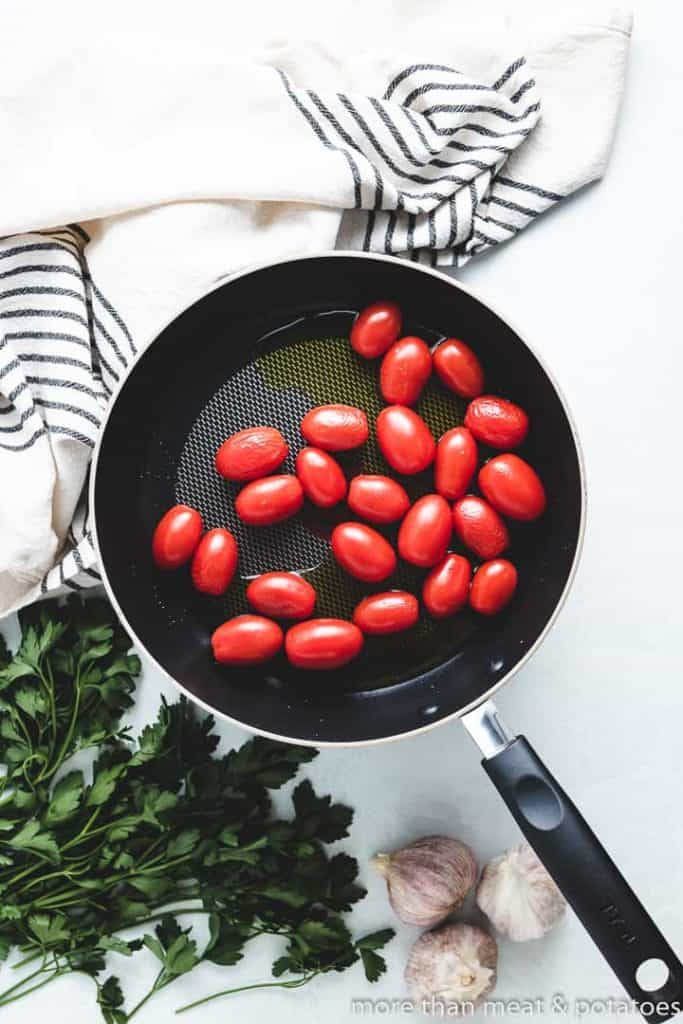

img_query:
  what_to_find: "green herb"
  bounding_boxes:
[0,598,392,1019]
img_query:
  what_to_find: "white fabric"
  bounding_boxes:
[0,1,632,615]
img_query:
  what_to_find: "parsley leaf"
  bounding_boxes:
[8,820,60,864]
[293,779,354,842]
[359,946,390,983]
[27,912,70,945]
[45,771,84,825]
[357,927,395,981]
[97,976,126,1024]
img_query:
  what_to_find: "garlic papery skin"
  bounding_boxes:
[405,922,497,1013]
[476,841,567,941]
[371,836,478,928]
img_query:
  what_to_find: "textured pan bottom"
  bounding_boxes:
[174,312,484,689]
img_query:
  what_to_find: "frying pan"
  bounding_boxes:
[91,253,682,1020]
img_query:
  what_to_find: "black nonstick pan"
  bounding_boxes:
[91,253,682,1020]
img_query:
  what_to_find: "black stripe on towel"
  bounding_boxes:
[50,425,95,447]
[0,242,79,261]
[0,426,46,451]
[336,94,470,191]
[306,90,384,209]
[6,330,90,350]
[385,63,460,100]
[0,285,86,304]
[488,195,540,217]
[495,175,565,201]
[402,80,492,107]
[420,101,540,124]
[25,376,101,400]
[35,397,101,427]
[0,308,89,327]
[278,70,363,208]
[0,264,82,282]
[18,351,92,372]
[0,406,39,434]
[491,58,526,91]
[90,280,136,356]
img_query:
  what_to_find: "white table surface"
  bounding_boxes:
[2,1,682,1021]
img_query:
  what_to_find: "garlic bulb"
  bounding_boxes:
[405,922,497,1012]
[476,841,566,941]
[372,835,478,927]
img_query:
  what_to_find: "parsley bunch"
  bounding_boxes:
[0,598,392,1020]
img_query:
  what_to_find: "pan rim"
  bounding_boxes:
[89,250,587,749]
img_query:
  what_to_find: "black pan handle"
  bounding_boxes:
[465,707,682,1023]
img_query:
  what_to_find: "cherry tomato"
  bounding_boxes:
[423,553,472,618]
[452,495,509,560]
[246,572,317,620]
[152,504,203,569]
[464,395,529,449]
[285,619,364,670]
[215,426,288,481]
[191,528,238,595]
[350,301,402,359]
[331,522,397,582]
[398,494,452,567]
[380,336,432,405]
[435,426,478,501]
[433,338,484,398]
[347,474,410,524]
[295,447,347,508]
[376,405,436,475]
[470,559,518,615]
[301,405,369,452]
[353,591,419,635]
[211,615,283,665]
[235,475,304,526]
[479,454,546,521]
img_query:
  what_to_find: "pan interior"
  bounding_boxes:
[94,255,582,743]
[174,311,484,692]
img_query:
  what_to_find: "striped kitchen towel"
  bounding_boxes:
[0,225,134,611]
[0,6,632,614]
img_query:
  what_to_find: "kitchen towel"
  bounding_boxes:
[0,2,632,614]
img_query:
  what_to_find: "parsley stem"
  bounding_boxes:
[10,950,43,970]
[36,663,57,760]
[0,971,63,1006]
[2,861,43,888]
[0,958,68,1008]
[34,892,105,911]
[135,835,165,866]
[0,964,47,1001]
[69,805,102,844]
[31,853,195,909]
[11,712,33,755]
[175,973,317,1013]
[39,665,82,782]
[138,852,195,874]
[119,906,209,929]
[126,967,165,1021]
[19,864,89,894]
[35,812,123,855]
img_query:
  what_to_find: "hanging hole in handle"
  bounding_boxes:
[635,958,671,993]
